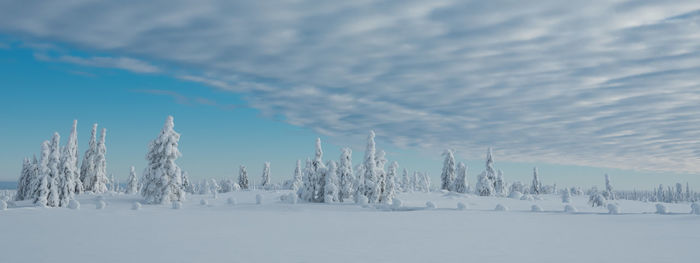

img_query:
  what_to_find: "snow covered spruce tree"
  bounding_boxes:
[261,162,271,190]
[291,160,303,191]
[376,150,388,202]
[454,162,468,193]
[531,167,542,195]
[239,165,249,190]
[16,158,33,201]
[324,160,339,203]
[90,128,109,194]
[141,116,186,204]
[353,164,365,203]
[603,174,616,200]
[381,161,398,203]
[299,158,314,201]
[47,133,62,207]
[476,148,497,196]
[494,169,506,196]
[80,124,98,192]
[363,131,380,203]
[126,166,139,194]
[59,120,82,203]
[440,149,456,191]
[338,148,354,202]
[299,138,327,202]
[401,168,410,192]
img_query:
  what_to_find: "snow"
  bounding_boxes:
[1,191,699,263]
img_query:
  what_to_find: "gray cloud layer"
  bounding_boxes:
[2,0,700,172]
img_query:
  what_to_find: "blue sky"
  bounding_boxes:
[1,1,700,189]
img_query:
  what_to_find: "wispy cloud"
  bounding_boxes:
[133,89,237,110]
[3,1,700,172]
[34,53,160,73]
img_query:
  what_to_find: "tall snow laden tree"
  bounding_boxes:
[239,165,249,190]
[363,131,380,203]
[298,138,327,202]
[60,120,82,201]
[34,141,51,206]
[440,149,456,191]
[16,158,33,201]
[90,128,109,194]
[261,162,271,189]
[476,148,496,196]
[376,150,387,202]
[141,116,186,204]
[380,161,398,203]
[126,166,139,194]
[324,160,339,203]
[401,168,410,192]
[494,169,506,196]
[604,174,616,200]
[338,148,354,202]
[454,162,468,193]
[291,160,303,191]
[80,124,98,192]
[531,167,542,195]
[47,133,62,207]
[353,164,365,203]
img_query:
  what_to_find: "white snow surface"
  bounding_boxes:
[1,190,698,263]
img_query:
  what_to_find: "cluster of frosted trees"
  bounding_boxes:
[16,121,109,207]
[611,182,698,204]
[295,131,419,204]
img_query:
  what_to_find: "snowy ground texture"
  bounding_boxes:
[2,190,698,263]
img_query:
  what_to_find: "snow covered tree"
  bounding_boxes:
[604,174,616,200]
[476,171,494,196]
[494,169,506,196]
[440,149,456,191]
[353,164,365,203]
[485,147,497,186]
[291,160,303,191]
[401,168,410,192]
[209,178,220,198]
[182,171,194,194]
[531,167,541,195]
[47,132,62,207]
[90,128,109,194]
[454,162,468,193]
[412,171,420,192]
[16,158,32,201]
[80,124,98,192]
[299,158,315,202]
[324,160,339,203]
[381,161,397,203]
[562,187,571,203]
[363,131,380,203]
[239,165,249,190]
[35,173,49,207]
[60,120,82,199]
[376,150,387,202]
[126,166,138,194]
[338,148,354,202]
[141,116,185,204]
[261,162,271,189]
[422,172,431,192]
[312,138,327,202]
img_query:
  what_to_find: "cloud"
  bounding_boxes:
[2,0,700,173]
[34,53,160,73]
[133,89,237,110]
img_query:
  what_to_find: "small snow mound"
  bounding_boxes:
[656,203,668,214]
[531,204,543,212]
[0,196,9,202]
[564,204,577,213]
[391,198,402,209]
[172,201,182,209]
[200,199,208,206]
[227,197,237,206]
[256,194,263,205]
[426,201,436,209]
[6,200,16,208]
[457,202,467,210]
[691,203,700,215]
[0,200,7,210]
[95,195,105,202]
[96,200,106,210]
[280,193,297,204]
[131,202,141,210]
[439,189,449,194]
[355,195,369,205]
[534,196,544,201]
[495,204,508,211]
[509,191,523,199]
[520,194,534,201]
[68,199,80,210]
[607,203,620,214]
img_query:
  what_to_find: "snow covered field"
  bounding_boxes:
[1,190,698,263]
